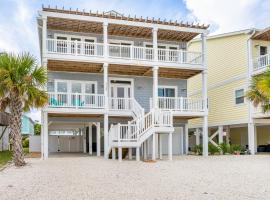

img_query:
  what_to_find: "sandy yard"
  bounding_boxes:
[0,154,270,200]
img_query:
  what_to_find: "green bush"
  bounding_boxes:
[218,143,230,154]
[208,143,221,155]
[194,144,203,155]
[230,144,243,154]
[22,137,29,148]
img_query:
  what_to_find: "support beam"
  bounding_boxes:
[218,126,223,144]
[152,133,156,160]
[96,122,101,156]
[83,127,86,153]
[143,141,147,160]
[103,21,108,59]
[88,123,93,155]
[184,124,189,154]
[152,66,159,109]
[128,148,132,160]
[226,126,230,144]
[195,128,200,145]
[42,16,47,63]
[118,147,122,162]
[152,27,158,61]
[248,123,255,155]
[202,116,208,157]
[168,132,172,161]
[136,147,140,161]
[103,62,109,159]
[42,111,48,160]
[254,125,257,153]
[159,134,162,159]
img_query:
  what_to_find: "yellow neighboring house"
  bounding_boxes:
[188,27,270,155]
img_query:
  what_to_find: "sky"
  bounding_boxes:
[0,0,270,122]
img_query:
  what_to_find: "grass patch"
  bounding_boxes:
[0,151,12,167]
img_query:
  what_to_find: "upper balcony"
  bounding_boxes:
[251,27,270,76]
[46,38,203,68]
[38,6,208,71]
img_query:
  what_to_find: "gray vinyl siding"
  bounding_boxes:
[48,71,187,112]
[47,30,187,49]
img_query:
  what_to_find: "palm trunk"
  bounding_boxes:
[10,94,25,166]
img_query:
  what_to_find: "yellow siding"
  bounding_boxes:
[188,33,250,128]
[257,126,270,145]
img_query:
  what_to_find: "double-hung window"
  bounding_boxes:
[235,88,245,105]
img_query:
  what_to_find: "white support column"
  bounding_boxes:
[96,122,101,156]
[103,63,109,159]
[184,124,189,154]
[152,133,156,160]
[118,147,122,162]
[112,148,116,160]
[88,123,93,155]
[128,148,132,160]
[136,147,140,161]
[201,33,208,157]
[218,126,223,144]
[42,16,47,63]
[153,66,159,109]
[254,125,257,153]
[103,21,108,59]
[248,123,255,155]
[195,128,200,145]
[168,132,172,161]
[159,134,162,159]
[143,141,147,160]
[42,111,48,159]
[152,27,158,61]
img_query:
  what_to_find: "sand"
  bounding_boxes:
[0,154,270,200]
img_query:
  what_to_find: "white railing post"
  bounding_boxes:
[180,97,183,111]
[103,21,108,59]
[42,16,47,62]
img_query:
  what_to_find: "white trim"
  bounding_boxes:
[144,42,179,49]
[109,77,134,98]
[108,39,134,46]
[188,73,248,96]
[54,79,98,94]
[158,85,178,97]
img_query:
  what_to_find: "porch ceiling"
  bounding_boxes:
[48,113,104,118]
[252,27,270,41]
[47,60,201,79]
[43,7,208,42]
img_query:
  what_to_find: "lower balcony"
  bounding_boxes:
[150,97,206,117]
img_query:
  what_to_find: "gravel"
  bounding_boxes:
[0,154,270,200]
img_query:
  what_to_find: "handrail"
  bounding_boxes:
[253,53,270,71]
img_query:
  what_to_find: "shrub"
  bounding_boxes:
[218,143,230,155]
[208,143,221,155]
[194,144,203,155]
[22,138,29,148]
[230,144,243,154]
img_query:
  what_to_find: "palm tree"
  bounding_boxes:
[0,53,48,166]
[246,69,270,112]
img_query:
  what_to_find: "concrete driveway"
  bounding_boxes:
[0,154,270,200]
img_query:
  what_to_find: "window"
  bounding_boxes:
[260,46,267,56]
[235,89,245,105]
[158,87,176,97]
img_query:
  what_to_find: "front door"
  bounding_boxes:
[110,81,132,110]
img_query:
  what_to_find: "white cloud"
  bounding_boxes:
[184,0,270,34]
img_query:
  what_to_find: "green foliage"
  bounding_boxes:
[0,151,12,167]
[246,69,270,113]
[34,123,41,135]
[218,143,230,155]
[194,144,202,155]
[22,137,29,148]
[230,144,243,154]
[208,143,221,155]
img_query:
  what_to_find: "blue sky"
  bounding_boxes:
[0,0,270,122]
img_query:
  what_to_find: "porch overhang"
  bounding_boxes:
[252,27,270,41]
[47,60,202,79]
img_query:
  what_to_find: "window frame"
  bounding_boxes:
[158,85,178,98]
[234,88,245,105]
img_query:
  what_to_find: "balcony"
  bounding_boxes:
[47,92,105,110]
[46,39,203,68]
[150,97,206,116]
[252,53,270,75]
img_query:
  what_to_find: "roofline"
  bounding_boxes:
[190,28,261,42]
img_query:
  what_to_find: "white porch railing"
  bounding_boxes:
[47,39,104,57]
[48,92,105,109]
[150,97,205,112]
[253,53,270,72]
[109,98,144,116]
[46,38,203,65]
